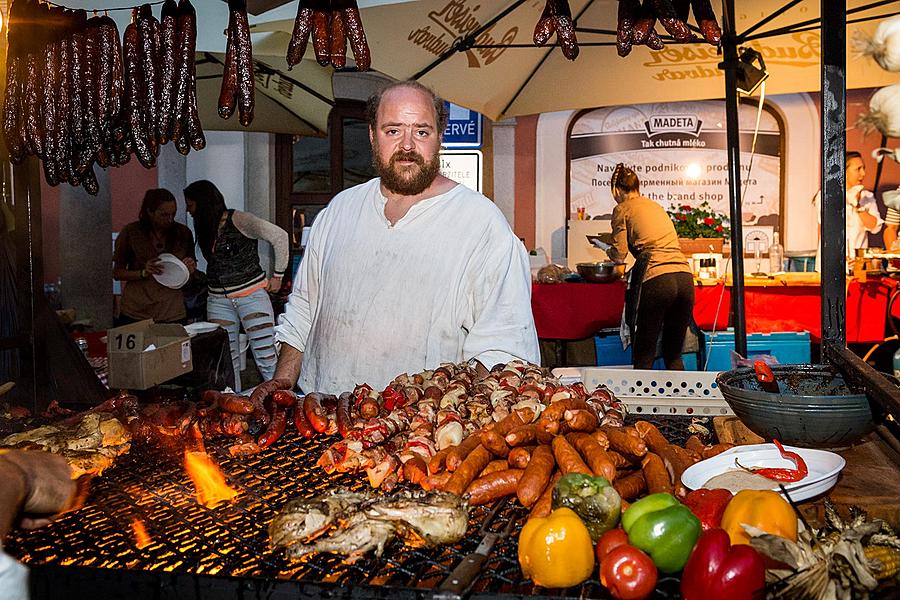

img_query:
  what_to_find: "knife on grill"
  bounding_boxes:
[434,498,516,600]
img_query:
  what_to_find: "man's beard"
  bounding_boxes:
[374,147,441,196]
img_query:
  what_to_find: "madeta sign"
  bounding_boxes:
[442,102,482,148]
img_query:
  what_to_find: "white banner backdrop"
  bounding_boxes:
[569,101,783,230]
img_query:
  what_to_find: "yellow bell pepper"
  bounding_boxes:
[518,507,595,588]
[721,489,798,545]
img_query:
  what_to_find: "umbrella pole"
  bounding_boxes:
[720,0,748,357]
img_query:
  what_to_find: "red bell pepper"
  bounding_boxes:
[682,488,733,531]
[680,528,765,600]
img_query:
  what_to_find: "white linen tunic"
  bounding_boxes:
[276,179,540,395]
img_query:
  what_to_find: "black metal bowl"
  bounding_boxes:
[716,364,875,448]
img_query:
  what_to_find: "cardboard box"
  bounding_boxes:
[107,320,193,389]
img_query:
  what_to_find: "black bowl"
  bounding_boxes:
[716,365,875,448]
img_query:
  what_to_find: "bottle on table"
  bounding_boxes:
[769,232,784,274]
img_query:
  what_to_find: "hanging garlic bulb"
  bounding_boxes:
[858,84,900,138]
[852,14,900,71]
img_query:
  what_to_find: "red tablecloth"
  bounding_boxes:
[532,279,896,343]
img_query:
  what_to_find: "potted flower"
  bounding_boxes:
[667,202,730,255]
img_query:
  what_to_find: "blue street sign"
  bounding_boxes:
[442,102,482,148]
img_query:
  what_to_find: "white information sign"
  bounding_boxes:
[440,150,483,193]
[569,101,783,229]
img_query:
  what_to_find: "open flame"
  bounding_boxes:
[183,449,238,508]
[131,518,151,549]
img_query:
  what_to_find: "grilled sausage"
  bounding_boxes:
[517,444,555,507]
[2,0,25,163]
[529,471,561,518]
[341,0,370,70]
[656,444,695,497]
[336,392,353,437]
[304,392,329,433]
[421,471,451,491]
[554,0,579,60]
[466,469,523,506]
[590,429,610,450]
[287,0,313,68]
[229,0,254,127]
[404,456,430,484]
[135,5,160,161]
[691,0,722,45]
[650,0,694,41]
[507,445,535,469]
[616,0,640,56]
[632,0,656,45]
[566,432,616,481]
[634,420,670,454]
[613,470,647,500]
[445,432,484,472]
[293,403,316,438]
[701,443,735,459]
[428,446,452,474]
[444,445,492,496]
[506,423,549,447]
[329,8,346,68]
[641,452,673,494]
[218,394,255,415]
[685,434,705,454]
[122,16,154,168]
[480,459,510,478]
[158,0,178,142]
[533,1,556,46]
[218,7,238,120]
[257,408,286,448]
[310,0,331,67]
[564,408,599,432]
[551,435,592,476]
[601,426,648,458]
[179,0,204,151]
[606,450,631,468]
[271,390,298,408]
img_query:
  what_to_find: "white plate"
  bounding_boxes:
[184,322,221,337]
[681,443,846,502]
[153,253,190,289]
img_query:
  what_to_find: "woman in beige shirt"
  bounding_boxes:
[605,164,693,369]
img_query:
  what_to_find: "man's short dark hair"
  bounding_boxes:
[366,80,450,137]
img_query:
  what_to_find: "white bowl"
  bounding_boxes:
[681,443,846,502]
[153,253,190,289]
[184,322,221,337]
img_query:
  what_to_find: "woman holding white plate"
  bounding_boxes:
[184,180,289,392]
[113,189,196,326]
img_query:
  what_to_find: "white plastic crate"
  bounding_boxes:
[554,367,733,417]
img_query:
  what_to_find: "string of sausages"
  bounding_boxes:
[286,0,371,71]
[2,0,204,195]
[533,0,579,61]
[616,0,721,57]
[218,0,255,127]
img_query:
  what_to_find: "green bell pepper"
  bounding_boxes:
[551,473,621,542]
[621,493,701,573]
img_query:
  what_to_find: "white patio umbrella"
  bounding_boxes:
[253,0,900,120]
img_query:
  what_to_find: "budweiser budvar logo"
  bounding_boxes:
[408,0,518,67]
[643,32,820,81]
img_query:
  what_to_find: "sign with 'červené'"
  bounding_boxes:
[442,102,482,148]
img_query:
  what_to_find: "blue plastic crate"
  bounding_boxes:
[594,330,699,370]
[703,329,810,371]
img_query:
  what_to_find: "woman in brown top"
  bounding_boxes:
[605,164,694,369]
[113,189,196,326]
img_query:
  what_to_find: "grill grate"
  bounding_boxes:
[6,415,710,598]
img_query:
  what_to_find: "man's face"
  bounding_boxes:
[370,87,442,196]
[150,201,177,230]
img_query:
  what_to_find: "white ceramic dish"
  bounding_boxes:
[681,443,846,502]
[153,253,190,289]
[184,322,221,337]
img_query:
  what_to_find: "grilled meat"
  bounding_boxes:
[270,488,468,560]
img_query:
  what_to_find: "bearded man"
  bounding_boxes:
[263,80,539,396]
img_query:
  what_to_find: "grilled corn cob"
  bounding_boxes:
[864,545,900,580]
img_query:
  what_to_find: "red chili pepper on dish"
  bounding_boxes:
[753,360,780,393]
[737,439,808,482]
